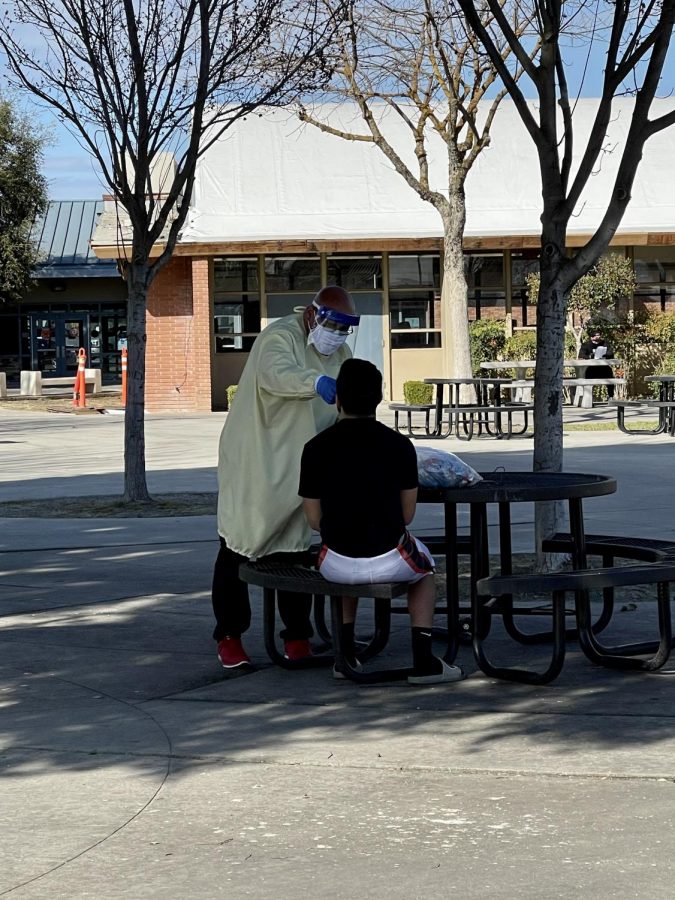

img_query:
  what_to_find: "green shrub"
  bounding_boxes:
[611,320,659,397]
[225,384,238,409]
[656,350,675,376]
[643,310,675,344]
[500,328,576,363]
[642,314,675,395]
[527,253,635,355]
[503,330,537,362]
[403,380,434,405]
[564,330,577,357]
[469,319,506,375]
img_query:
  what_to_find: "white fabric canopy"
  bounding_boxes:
[181,98,675,244]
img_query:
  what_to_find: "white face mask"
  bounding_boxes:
[308,322,349,356]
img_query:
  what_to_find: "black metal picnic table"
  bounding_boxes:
[417,471,617,666]
[423,376,532,440]
[645,375,675,435]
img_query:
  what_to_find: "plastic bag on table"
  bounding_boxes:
[415,446,482,489]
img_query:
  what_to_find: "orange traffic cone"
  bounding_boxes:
[121,347,128,407]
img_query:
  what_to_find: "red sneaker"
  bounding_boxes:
[217,637,251,668]
[283,639,313,661]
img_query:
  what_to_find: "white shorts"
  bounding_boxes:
[317,532,434,585]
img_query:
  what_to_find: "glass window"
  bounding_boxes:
[214,299,260,352]
[633,247,675,284]
[510,250,539,327]
[390,295,439,330]
[389,291,442,349]
[389,255,440,289]
[464,254,506,322]
[264,257,321,292]
[391,329,442,350]
[213,258,259,292]
[465,254,504,290]
[327,256,382,290]
[468,293,506,322]
[266,294,315,321]
[511,250,540,288]
[214,258,261,353]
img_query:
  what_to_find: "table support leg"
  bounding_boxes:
[313,595,332,645]
[470,503,493,643]
[442,503,461,663]
[472,588,567,684]
[430,384,452,438]
[576,583,673,670]
[570,495,625,638]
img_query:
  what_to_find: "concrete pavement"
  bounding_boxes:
[0,405,674,898]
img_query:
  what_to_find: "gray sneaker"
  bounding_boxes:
[408,660,466,685]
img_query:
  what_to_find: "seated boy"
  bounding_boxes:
[298,358,465,685]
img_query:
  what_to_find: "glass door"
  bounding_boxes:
[63,317,86,375]
[30,314,87,377]
[33,317,59,374]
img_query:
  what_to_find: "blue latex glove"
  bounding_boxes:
[315,375,337,404]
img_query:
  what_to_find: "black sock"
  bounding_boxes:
[341,621,356,664]
[411,627,443,675]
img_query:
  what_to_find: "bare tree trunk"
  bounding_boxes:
[123,263,151,503]
[441,188,472,384]
[533,229,567,563]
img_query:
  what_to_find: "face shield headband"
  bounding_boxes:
[307,302,360,356]
[312,302,360,334]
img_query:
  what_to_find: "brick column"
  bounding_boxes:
[145,256,213,412]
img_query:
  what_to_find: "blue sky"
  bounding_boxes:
[39,126,107,200]
[16,36,675,201]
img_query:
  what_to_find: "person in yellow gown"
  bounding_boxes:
[212,285,359,668]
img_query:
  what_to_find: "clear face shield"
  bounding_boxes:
[307,302,360,356]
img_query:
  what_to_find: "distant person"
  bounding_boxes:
[298,358,465,685]
[579,329,615,399]
[212,286,359,669]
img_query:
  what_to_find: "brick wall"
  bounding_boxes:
[145,256,213,412]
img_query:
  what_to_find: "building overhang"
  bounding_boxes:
[90,229,675,261]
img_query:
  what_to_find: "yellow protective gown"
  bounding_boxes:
[217,312,351,558]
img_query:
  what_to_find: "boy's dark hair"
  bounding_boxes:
[336,358,383,416]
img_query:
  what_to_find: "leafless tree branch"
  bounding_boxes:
[0,0,346,499]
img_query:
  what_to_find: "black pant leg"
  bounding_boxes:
[211,537,251,640]
[262,549,315,641]
[585,365,614,399]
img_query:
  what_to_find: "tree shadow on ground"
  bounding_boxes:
[1,538,674,784]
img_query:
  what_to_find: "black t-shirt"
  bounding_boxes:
[579,340,613,360]
[298,418,418,557]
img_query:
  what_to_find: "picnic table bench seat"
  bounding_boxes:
[389,400,534,440]
[543,532,675,563]
[609,399,675,436]
[447,403,534,440]
[239,560,416,683]
[476,562,675,683]
[388,402,435,436]
[506,377,625,408]
[507,378,625,388]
